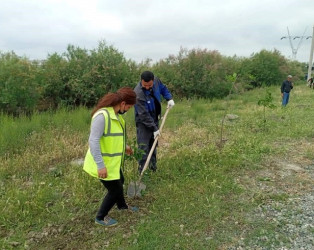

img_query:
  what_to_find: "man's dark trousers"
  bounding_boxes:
[136,122,157,172]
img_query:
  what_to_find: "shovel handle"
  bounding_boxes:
[139,107,170,180]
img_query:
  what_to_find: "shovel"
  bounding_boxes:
[127,107,170,198]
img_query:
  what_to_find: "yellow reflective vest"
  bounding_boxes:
[83,107,125,181]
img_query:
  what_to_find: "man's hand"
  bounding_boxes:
[167,99,175,109]
[153,130,161,139]
[98,167,107,179]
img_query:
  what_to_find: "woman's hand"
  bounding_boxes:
[98,167,107,179]
[126,145,133,156]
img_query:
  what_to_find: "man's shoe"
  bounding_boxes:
[95,216,118,226]
[149,164,157,172]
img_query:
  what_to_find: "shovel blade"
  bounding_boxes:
[127,181,146,198]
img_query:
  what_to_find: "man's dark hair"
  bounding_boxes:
[141,71,154,82]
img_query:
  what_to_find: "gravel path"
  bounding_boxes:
[229,162,314,249]
[233,192,314,249]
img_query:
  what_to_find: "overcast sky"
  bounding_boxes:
[1,0,313,63]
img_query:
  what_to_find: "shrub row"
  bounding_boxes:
[0,41,306,115]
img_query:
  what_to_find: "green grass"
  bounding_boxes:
[0,83,313,249]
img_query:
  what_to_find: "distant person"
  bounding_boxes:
[83,87,138,227]
[134,71,175,173]
[307,77,313,88]
[281,75,294,106]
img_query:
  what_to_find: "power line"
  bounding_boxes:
[280,27,312,60]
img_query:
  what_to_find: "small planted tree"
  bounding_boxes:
[257,89,276,130]
[124,138,145,198]
[216,73,238,149]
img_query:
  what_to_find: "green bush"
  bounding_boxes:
[153,48,232,99]
[0,52,41,115]
[39,53,67,109]
[41,41,139,108]
[241,49,287,87]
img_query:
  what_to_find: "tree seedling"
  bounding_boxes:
[257,89,276,130]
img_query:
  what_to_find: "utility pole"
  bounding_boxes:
[307,25,314,82]
[281,27,311,60]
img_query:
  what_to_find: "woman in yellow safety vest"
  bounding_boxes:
[83,87,138,227]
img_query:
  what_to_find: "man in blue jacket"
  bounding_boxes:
[281,75,294,106]
[134,71,175,173]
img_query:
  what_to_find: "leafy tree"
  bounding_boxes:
[245,49,287,87]
[153,48,231,99]
[0,52,40,115]
[39,53,67,109]
[41,41,139,108]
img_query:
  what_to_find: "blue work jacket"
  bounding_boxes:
[134,77,172,132]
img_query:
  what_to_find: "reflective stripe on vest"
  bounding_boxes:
[83,107,125,180]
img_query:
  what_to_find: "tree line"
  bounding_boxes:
[0,40,305,115]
